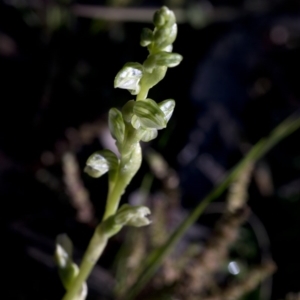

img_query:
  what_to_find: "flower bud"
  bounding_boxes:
[140,66,167,90]
[161,6,176,26]
[153,6,176,27]
[131,114,141,129]
[115,204,151,227]
[55,234,79,290]
[133,98,166,129]
[164,9,176,26]
[140,128,158,142]
[84,150,118,178]
[121,100,135,122]
[153,27,170,45]
[140,28,153,47]
[114,62,143,95]
[158,99,175,122]
[144,52,182,71]
[162,44,173,52]
[109,108,125,143]
[153,24,177,49]
[153,9,165,27]
[55,234,73,269]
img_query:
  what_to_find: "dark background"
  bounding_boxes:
[0,0,300,299]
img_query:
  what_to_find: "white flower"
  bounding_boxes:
[114,62,144,95]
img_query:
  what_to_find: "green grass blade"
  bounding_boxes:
[126,111,300,300]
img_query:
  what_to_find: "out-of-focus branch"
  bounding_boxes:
[62,152,96,225]
[198,261,276,300]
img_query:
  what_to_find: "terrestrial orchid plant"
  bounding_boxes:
[55,6,183,300]
[54,5,300,300]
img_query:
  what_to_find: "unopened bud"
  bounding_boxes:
[154,6,176,28]
[121,100,135,123]
[140,128,158,142]
[115,204,151,227]
[144,52,182,70]
[133,98,166,129]
[153,24,177,49]
[153,10,165,27]
[55,234,79,290]
[109,108,125,143]
[84,150,118,178]
[140,28,153,47]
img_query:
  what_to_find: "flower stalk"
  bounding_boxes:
[58,6,182,300]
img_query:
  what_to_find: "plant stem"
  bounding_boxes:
[126,111,300,300]
[62,225,108,300]
[62,124,143,300]
[103,174,128,220]
[137,84,149,100]
[62,172,131,299]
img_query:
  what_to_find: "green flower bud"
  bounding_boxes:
[158,99,175,122]
[162,44,173,52]
[55,234,73,269]
[84,150,118,178]
[140,28,153,47]
[115,204,151,227]
[109,108,125,143]
[153,27,170,45]
[133,98,166,129]
[143,55,156,71]
[153,24,177,49]
[114,62,143,95]
[161,6,176,26]
[131,114,141,129]
[55,234,79,290]
[143,52,182,71]
[154,6,176,27]
[161,52,182,67]
[140,128,158,142]
[153,10,165,27]
[140,66,167,90]
[121,100,135,123]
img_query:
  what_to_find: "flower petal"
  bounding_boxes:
[114,62,143,95]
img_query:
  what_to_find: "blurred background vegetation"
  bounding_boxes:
[0,0,300,299]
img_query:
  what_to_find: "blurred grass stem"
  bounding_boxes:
[127,111,300,299]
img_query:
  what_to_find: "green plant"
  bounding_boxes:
[53,6,300,300]
[55,6,183,300]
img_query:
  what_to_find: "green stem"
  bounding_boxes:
[62,225,108,300]
[62,123,143,300]
[103,174,128,221]
[137,85,149,100]
[62,172,133,300]
[126,111,300,300]
[105,124,143,220]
